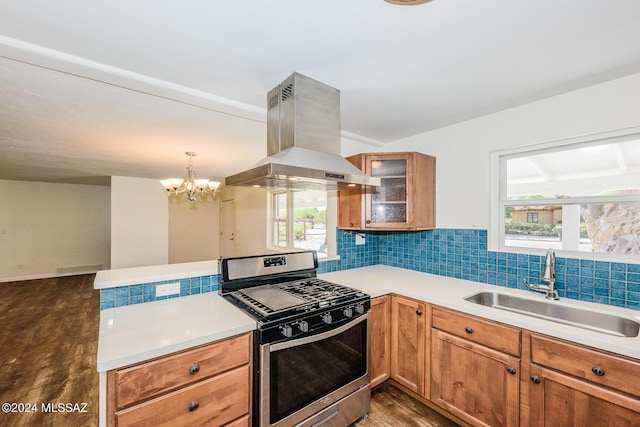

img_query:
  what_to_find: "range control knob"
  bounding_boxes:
[281,325,293,338]
[355,304,365,315]
[343,307,353,318]
[298,321,309,332]
[321,313,333,324]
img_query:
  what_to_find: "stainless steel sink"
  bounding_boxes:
[464,291,640,338]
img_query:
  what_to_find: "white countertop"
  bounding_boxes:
[97,264,640,374]
[320,266,640,360]
[94,260,219,289]
[97,292,255,372]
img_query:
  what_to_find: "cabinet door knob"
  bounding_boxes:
[365,219,371,225]
[465,327,473,334]
[189,364,200,375]
[416,310,422,316]
[591,366,605,376]
[506,367,516,375]
[530,375,541,384]
[188,401,200,412]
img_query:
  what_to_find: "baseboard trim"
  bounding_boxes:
[0,270,99,283]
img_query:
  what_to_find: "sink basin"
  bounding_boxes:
[464,291,640,338]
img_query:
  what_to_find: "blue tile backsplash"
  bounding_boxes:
[318,229,640,310]
[100,228,640,311]
[99,274,219,310]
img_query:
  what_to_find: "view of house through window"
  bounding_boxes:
[500,134,640,257]
[271,190,328,257]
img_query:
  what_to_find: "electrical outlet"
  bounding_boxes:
[356,233,366,245]
[156,282,180,297]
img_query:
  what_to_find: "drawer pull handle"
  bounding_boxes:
[592,366,605,376]
[530,375,541,384]
[189,364,200,375]
[188,401,199,412]
[416,310,422,316]
[465,327,473,334]
[506,366,516,375]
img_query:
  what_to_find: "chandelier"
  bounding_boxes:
[160,152,220,202]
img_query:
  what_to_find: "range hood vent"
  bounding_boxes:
[225,72,380,191]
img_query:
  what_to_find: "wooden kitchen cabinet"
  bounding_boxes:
[107,332,252,427]
[526,334,640,426]
[390,295,430,396]
[369,295,391,388]
[431,307,521,427]
[369,294,640,427]
[338,152,436,230]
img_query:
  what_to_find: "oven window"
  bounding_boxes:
[269,319,367,424]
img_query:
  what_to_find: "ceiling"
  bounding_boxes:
[507,138,640,197]
[2,0,640,185]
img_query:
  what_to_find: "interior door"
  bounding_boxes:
[220,199,235,258]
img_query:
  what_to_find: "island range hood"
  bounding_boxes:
[225,72,381,191]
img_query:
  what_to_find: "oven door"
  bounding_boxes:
[260,314,369,427]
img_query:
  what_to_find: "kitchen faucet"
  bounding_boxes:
[523,248,559,300]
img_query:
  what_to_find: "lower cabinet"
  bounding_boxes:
[378,298,640,427]
[431,308,521,427]
[526,334,640,426]
[431,330,520,427]
[528,366,640,426]
[369,295,391,388]
[390,295,430,397]
[107,332,252,427]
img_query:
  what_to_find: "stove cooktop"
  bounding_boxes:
[226,278,366,321]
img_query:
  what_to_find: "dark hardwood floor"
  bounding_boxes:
[0,274,99,427]
[0,274,458,427]
[353,383,460,427]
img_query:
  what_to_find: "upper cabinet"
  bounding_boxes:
[338,152,436,230]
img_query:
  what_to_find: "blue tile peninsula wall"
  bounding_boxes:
[99,274,219,311]
[320,229,640,310]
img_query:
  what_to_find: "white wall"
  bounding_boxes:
[110,176,168,268]
[0,179,110,281]
[386,72,640,230]
[168,192,220,263]
[221,185,269,257]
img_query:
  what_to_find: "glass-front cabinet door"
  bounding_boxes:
[338,151,435,231]
[365,153,412,228]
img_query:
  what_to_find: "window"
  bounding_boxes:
[491,130,640,259]
[270,190,331,258]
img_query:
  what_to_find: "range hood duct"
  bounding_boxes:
[225,72,380,191]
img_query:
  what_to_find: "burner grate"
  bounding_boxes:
[276,278,361,302]
[228,278,363,319]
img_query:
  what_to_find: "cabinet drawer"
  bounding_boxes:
[530,334,640,397]
[432,307,521,357]
[115,333,250,409]
[116,365,250,427]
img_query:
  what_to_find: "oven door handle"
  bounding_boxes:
[269,313,368,352]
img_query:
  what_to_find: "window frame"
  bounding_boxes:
[271,190,291,249]
[489,127,640,262]
[268,189,338,259]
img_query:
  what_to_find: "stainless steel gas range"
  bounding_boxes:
[220,251,371,427]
